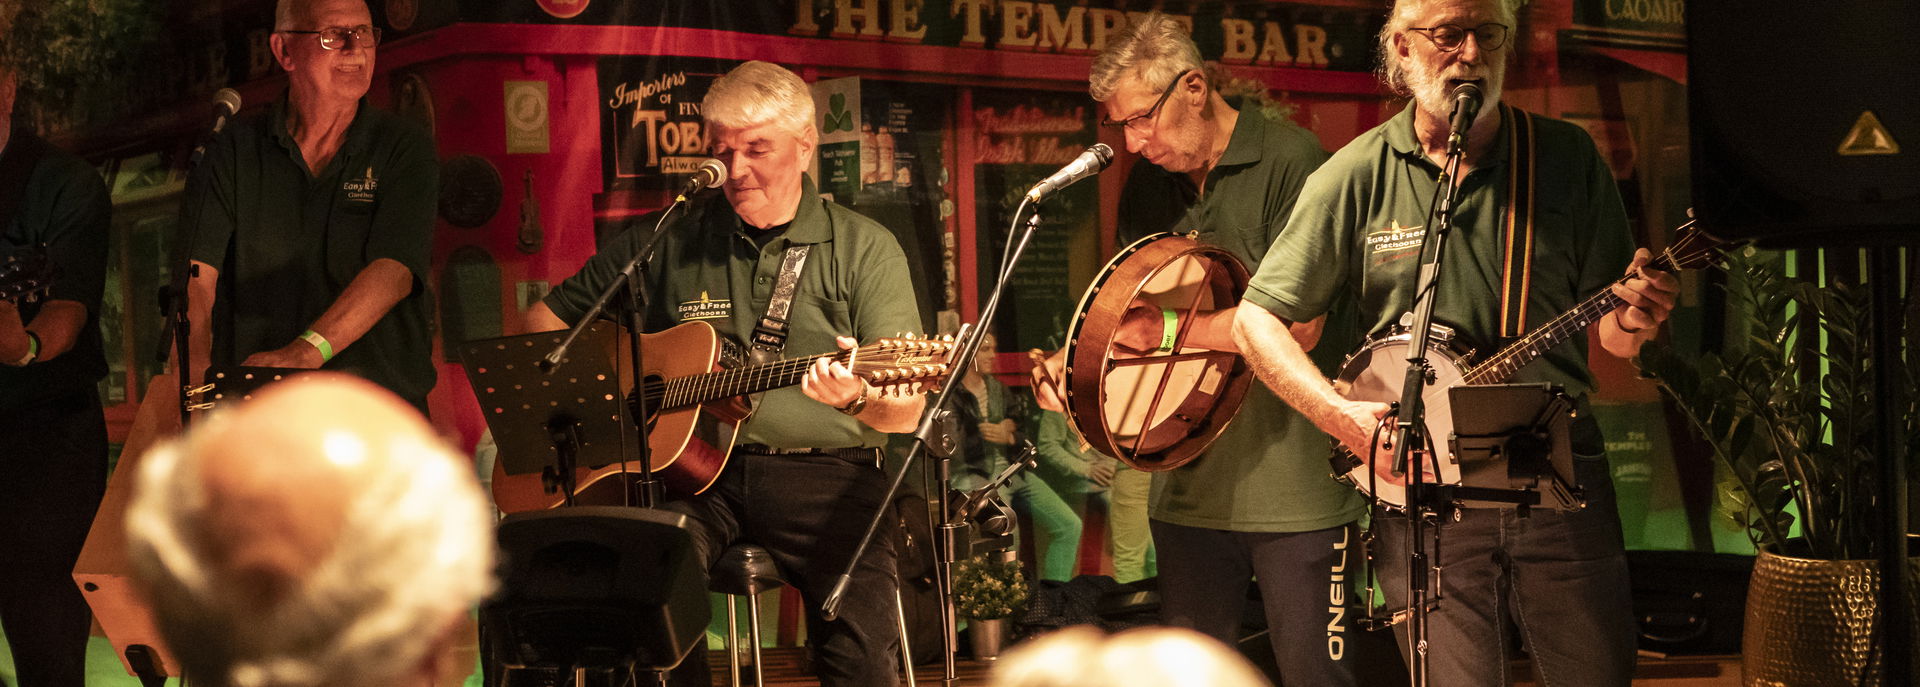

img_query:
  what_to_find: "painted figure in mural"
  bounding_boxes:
[125,374,495,687]
[1229,0,1679,682]
[0,54,114,687]
[1029,12,1367,684]
[181,0,437,412]
[526,60,926,686]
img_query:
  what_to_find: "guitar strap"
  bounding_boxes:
[747,243,812,364]
[1496,104,1539,340]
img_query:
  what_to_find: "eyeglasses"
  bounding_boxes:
[1100,69,1192,132]
[1407,22,1510,52]
[280,25,382,51]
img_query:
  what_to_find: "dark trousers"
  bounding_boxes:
[1374,455,1636,687]
[663,449,900,687]
[1151,519,1361,687]
[0,391,107,687]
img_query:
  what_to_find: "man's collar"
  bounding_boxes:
[1385,100,1513,169]
[1214,96,1267,168]
[270,91,374,156]
[736,174,832,243]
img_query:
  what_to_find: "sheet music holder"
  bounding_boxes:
[459,324,629,503]
[1445,383,1584,512]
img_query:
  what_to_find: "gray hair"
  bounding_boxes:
[274,0,298,30]
[125,402,496,687]
[1088,12,1203,103]
[1376,0,1519,96]
[702,60,815,139]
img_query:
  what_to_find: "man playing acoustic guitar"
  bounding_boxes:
[526,61,925,686]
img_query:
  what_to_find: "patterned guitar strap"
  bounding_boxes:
[748,243,812,365]
[1496,103,1540,340]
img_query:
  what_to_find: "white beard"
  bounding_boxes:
[1407,63,1505,123]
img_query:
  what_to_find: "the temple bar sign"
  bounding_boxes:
[786,1,1385,73]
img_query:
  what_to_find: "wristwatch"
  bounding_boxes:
[837,386,870,417]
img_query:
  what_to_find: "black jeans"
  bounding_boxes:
[0,391,107,687]
[663,448,900,686]
[1374,454,1636,686]
[1151,519,1362,687]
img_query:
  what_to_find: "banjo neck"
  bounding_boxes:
[1459,280,1630,385]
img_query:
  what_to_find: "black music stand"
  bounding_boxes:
[1445,383,1584,513]
[481,506,710,687]
[460,324,629,506]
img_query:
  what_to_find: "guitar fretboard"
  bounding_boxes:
[640,350,847,410]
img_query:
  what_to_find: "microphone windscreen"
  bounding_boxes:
[212,88,242,115]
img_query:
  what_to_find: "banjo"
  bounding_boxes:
[1330,219,1725,508]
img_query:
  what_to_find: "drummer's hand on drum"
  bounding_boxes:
[1326,399,1394,456]
[1027,348,1068,413]
[1113,300,1167,355]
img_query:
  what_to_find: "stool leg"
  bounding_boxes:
[895,587,916,687]
[747,591,766,687]
[726,595,742,687]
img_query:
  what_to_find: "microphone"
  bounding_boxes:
[1024,143,1114,203]
[677,158,727,199]
[1446,82,1483,147]
[190,88,243,166]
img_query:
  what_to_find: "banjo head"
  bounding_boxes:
[1332,330,1469,508]
[1063,233,1252,471]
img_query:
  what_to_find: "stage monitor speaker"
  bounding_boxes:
[72,380,182,681]
[1687,2,1920,247]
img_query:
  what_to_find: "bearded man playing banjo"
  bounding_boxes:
[1229,0,1680,682]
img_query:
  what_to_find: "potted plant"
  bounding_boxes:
[953,555,1029,660]
[1639,247,1918,684]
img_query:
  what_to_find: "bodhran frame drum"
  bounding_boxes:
[1062,232,1252,471]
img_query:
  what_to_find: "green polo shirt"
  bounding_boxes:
[185,96,438,407]
[1245,103,1633,400]
[1117,102,1367,533]
[0,129,110,411]
[545,174,923,449]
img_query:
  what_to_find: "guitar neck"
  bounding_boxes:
[651,351,841,409]
[1461,275,1631,385]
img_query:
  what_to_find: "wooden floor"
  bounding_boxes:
[699,648,1740,686]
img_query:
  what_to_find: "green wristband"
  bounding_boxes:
[1157,308,1179,352]
[300,329,335,362]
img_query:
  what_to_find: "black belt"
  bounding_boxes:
[736,444,881,463]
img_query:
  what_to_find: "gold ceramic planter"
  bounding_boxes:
[1743,545,1920,686]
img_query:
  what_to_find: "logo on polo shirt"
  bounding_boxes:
[342,166,379,204]
[1365,220,1425,261]
[677,290,731,321]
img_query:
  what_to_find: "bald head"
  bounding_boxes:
[127,374,495,687]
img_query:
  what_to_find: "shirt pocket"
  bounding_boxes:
[785,294,854,357]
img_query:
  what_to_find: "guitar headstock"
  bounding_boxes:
[0,249,57,305]
[1656,216,1735,273]
[852,334,955,394]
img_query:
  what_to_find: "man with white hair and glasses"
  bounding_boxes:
[527,60,925,685]
[125,374,495,687]
[181,0,436,413]
[1231,0,1678,682]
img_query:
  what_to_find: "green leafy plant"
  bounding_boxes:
[952,556,1029,620]
[1639,248,1898,560]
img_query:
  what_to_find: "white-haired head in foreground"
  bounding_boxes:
[990,626,1272,687]
[125,373,496,687]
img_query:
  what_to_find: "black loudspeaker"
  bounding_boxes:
[1627,550,1754,656]
[1687,2,1920,247]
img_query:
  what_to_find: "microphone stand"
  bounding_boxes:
[1390,101,1477,687]
[539,190,699,509]
[823,197,1048,686]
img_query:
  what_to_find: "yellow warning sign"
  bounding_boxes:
[1837,111,1900,156]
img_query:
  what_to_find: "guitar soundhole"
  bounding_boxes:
[629,373,666,432]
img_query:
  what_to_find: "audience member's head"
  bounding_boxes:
[126,373,496,687]
[991,626,1272,687]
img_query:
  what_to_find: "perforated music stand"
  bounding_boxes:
[1446,383,1584,512]
[459,324,630,504]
